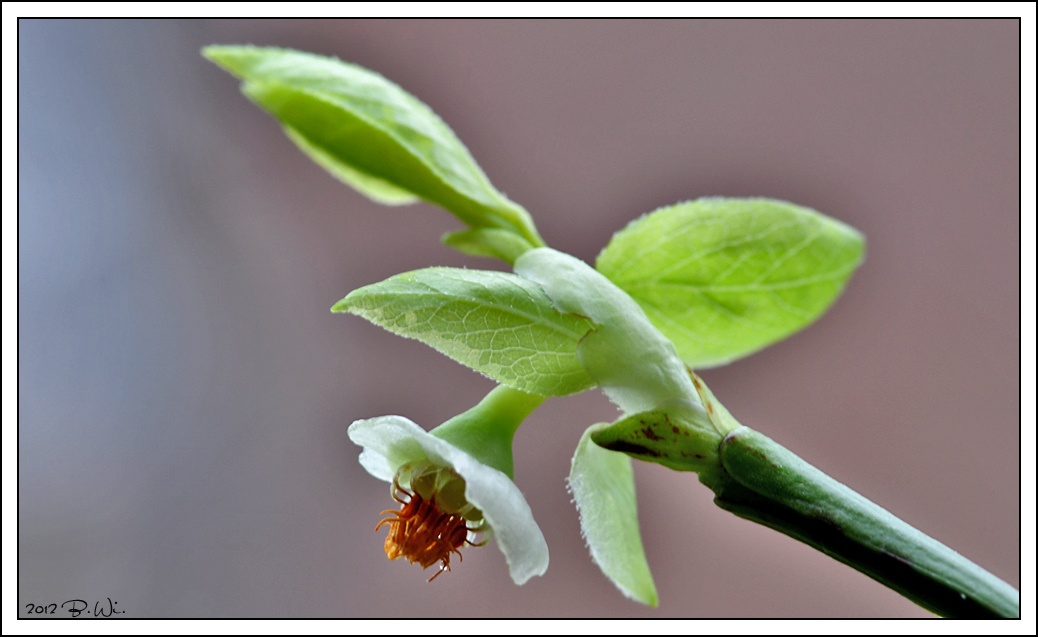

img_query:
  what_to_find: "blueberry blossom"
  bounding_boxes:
[348,385,549,585]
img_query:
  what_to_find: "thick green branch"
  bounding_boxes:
[699,427,1019,618]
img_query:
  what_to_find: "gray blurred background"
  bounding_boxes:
[19,19,1019,618]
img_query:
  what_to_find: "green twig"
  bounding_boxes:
[699,427,1019,618]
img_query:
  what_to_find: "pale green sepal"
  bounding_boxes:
[514,248,703,416]
[442,228,534,265]
[202,46,543,247]
[283,125,418,205]
[430,384,545,479]
[348,415,549,585]
[596,198,865,368]
[589,399,722,472]
[333,267,597,396]
[570,423,658,606]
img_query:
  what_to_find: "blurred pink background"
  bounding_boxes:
[19,19,1020,617]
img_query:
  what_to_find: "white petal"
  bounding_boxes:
[348,415,549,585]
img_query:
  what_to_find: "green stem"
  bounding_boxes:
[699,426,1019,618]
[430,385,546,479]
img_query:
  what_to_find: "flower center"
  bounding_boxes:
[375,464,486,581]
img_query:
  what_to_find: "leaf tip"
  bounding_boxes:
[199,44,224,60]
[330,296,353,313]
[200,44,278,78]
[200,44,244,69]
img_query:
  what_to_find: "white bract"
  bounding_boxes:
[515,248,707,418]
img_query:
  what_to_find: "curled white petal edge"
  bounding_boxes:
[348,415,549,585]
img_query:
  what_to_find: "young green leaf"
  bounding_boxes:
[441,227,534,265]
[203,45,543,246]
[596,198,865,368]
[282,126,418,205]
[570,423,658,606]
[333,268,596,396]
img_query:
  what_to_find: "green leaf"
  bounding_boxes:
[596,198,865,368]
[441,228,534,265]
[203,45,543,246]
[570,423,658,606]
[333,268,596,396]
[282,126,418,205]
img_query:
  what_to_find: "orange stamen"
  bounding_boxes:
[376,479,482,581]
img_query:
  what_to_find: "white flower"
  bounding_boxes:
[348,415,549,585]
